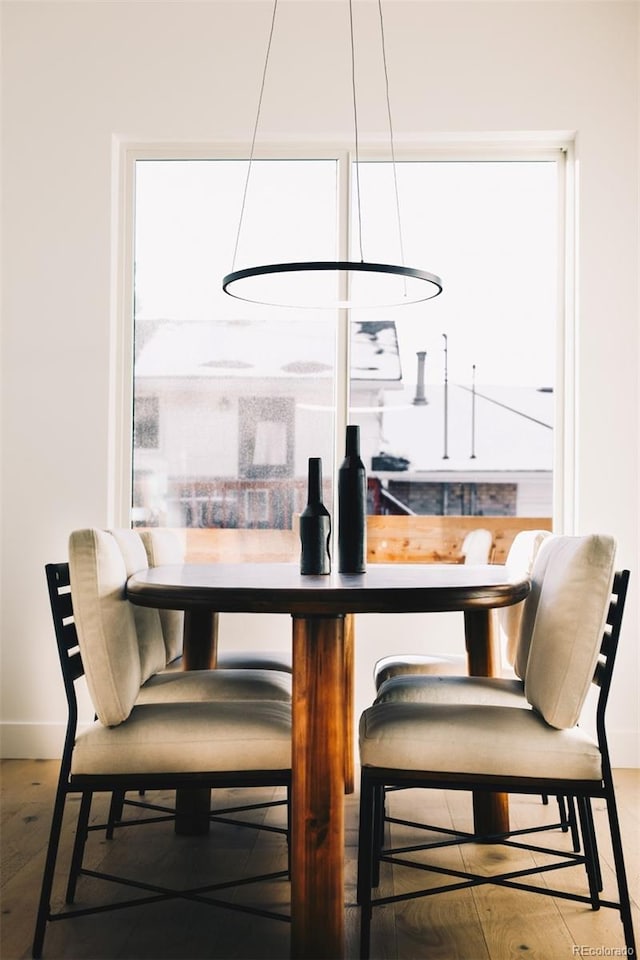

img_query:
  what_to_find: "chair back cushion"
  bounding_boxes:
[68,529,141,726]
[460,528,492,564]
[138,529,185,664]
[109,529,167,682]
[523,534,616,729]
[500,529,553,673]
[513,533,556,679]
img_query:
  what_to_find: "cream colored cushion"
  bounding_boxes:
[69,529,141,727]
[137,667,292,703]
[359,701,602,781]
[374,654,466,690]
[139,529,185,664]
[513,533,557,679]
[217,651,293,673]
[499,529,553,669]
[139,529,292,674]
[72,700,291,776]
[460,528,492,563]
[162,652,294,674]
[109,529,167,681]
[110,529,292,703]
[118,529,294,682]
[523,534,616,729]
[373,531,552,691]
[375,674,525,706]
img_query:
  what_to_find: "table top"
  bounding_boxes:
[126,562,530,616]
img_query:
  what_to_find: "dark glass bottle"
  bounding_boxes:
[299,457,331,575]
[338,425,367,574]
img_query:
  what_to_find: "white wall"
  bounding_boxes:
[2,1,638,764]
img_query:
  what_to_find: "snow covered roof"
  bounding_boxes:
[135,317,401,382]
[135,317,552,473]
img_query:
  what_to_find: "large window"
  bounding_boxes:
[347,159,558,520]
[131,151,561,557]
[132,158,339,533]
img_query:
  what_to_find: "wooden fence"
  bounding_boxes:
[176,516,552,565]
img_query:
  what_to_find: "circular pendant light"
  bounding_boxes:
[223,0,443,311]
[223,261,443,310]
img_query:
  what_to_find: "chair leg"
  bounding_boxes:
[357,775,375,959]
[604,788,636,954]
[577,797,601,910]
[33,780,70,959]
[371,785,385,890]
[581,799,602,890]
[556,795,569,833]
[66,792,93,904]
[286,786,292,880]
[357,776,376,905]
[565,795,581,852]
[106,789,125,839]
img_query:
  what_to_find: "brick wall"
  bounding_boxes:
[387,481,517,516]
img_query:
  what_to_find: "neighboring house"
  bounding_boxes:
[133,319,552,526]
[369,378,553,517]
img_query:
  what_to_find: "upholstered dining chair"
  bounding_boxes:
[374,528,552,688]
[460,527,493,563]
[70,528,291,830]
[34,546,292,958]
[357,537,634,959]
[103,528,292,701]
[373,532,583,850]
[137,527,293,674]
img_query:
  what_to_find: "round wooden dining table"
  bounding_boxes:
[127,561,529,960]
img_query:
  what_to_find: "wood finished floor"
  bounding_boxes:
[1,760,638,960]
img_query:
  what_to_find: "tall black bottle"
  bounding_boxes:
[299,457,331,575]
[338,425,367,574]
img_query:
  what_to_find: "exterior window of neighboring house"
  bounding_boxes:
[133,396,159,449]
[131,153,562,560]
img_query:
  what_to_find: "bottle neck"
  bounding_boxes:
[345,425,360,457]
[307,457,323,503]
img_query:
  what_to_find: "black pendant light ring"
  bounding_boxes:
[223,260,443,309]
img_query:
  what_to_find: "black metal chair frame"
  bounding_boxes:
[357,570,634,959]
[34,562,291,959]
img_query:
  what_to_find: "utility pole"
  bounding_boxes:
[442,334,449,459]
[470,363,477,459]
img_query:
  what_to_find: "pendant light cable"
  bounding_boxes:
[377,0,406,273]
[222,0,443,309]
[231,0,279,272]
[348,0,364,263]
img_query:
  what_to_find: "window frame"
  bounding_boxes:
[111,139,575,533]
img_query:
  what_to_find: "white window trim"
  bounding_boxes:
[110,137,575,532]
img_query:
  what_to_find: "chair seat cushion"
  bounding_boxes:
[72,700,292,775]
[375,674,525,706]
[359,702,602,781]
[216,651,293,673]
[163,651,293,674]
[137,667,292,703]
[374,654,466,689]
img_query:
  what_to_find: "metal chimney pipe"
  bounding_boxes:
[413,351,428,406]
